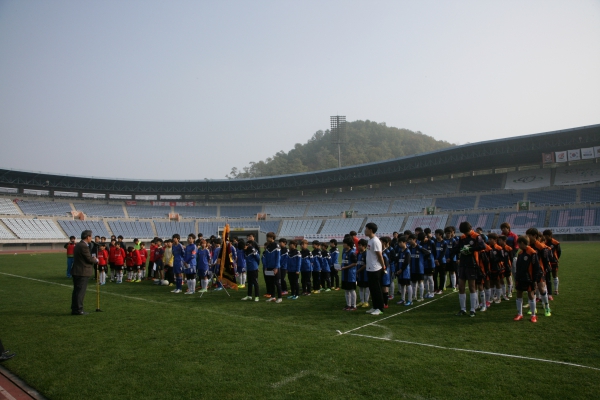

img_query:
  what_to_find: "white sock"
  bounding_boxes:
[450,274,456,288]
[553,277,559,292]
[480,290,486,307]
[119,272,123,282]
[364,288,370,303]
[345,291,351,307]
[242,272,247,286]
[469,293,478,312]
[459,293,466,310]
[500,285,505,297]
[485,288,491,303]
[541,291,549,307]
[410,283,417,300]
[529,299,536,315]
[202,279,208,290]
[390,281,395,296]
[508,283,513,294]
[428,276,434,294]
[192,279,196,293]
[406,285,413,302]
[516,298,523,315]
[401,285,406,302]
[351,291,356,307]
[418,282,424,299]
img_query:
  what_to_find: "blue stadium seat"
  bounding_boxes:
[528,189,576,206]
[435,196,476,211]
[460,174,504,192]
[478,193,524,209]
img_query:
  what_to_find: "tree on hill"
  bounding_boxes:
[226,120,454,179]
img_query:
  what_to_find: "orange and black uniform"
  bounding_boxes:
[500,244,513,277]
[455,230,486,281]
[488,243,505,281]
[545,238,561,271]
[515,246,542,292]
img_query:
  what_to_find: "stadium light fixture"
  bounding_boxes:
[330,116,346,169]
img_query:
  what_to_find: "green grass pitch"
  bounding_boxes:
[0,243,599,399]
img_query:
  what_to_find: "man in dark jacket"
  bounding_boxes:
[71,230,97,315]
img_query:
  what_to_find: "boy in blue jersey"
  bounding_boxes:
[236,239,247,289]
[286,240,301,299]
[320,242,332,292]
[300,240,313,295]
[408,234,430,302]
[170,234,186,294]
[355,239,370,308]
[262,232,282,303]
[311,240,322,294]
[341,237,358,310]
[279,238,289,295]
[210,239,224,291]
[380,237,392,308]
[329,239,341,290]
[183,234,197,294]
[196,239,211,293]
[421,231,436,299]
[241,241,261,301]
[395,236,412,305]
[433,229,448,295]
[444,226,458,291]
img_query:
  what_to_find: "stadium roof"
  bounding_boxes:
[1,123,599,196]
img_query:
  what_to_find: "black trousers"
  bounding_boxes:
[247,270,259,298]
[71,275,89,313]
[312,271,321,291]
[280,269,288,292]
[288,272,300,296]
[321,271,331,289]
[301,271,312,293]
[164,266,174,284]
[331,269,340,288]
[265,270,282,298]
[367,270,384,311]
[434,263,446,291]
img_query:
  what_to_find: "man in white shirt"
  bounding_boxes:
[364,222,385,315]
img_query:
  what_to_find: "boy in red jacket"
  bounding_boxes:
[111,242,126,283]
[139,242,148,280]
[126,246,143,282]
[64,236,76,278]
[97,243,109,285]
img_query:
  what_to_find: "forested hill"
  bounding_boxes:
[227,120,454,179]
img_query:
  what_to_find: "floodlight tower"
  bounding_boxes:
[330,116,346,168]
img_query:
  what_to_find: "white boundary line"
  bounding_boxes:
[347,332,600,372]
[338,291,456,335]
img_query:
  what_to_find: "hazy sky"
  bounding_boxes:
[1,0,598,180]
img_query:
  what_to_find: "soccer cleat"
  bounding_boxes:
[383,304,389,309]
[494,298,501,304]
[502,295,510,301]
[452,288,458,293]
[356,302,364,307]
[287,295,295,299]
[241,296,252,301]
[396,300,405,305]
[198,289,207,293]
[404,301,413,306]
[263,294,271,298]
[530,315,538,323]
[291,296,299,300]
[544,307,552,317]
[168,283,174,286]
[523,303,529,308]
[554,290,559,295]
[267,297,276,302]
[508,292,513,298]
[455,310,467,316]
[170,289,178,293]
[486,301,491,308]
[281,291,288,295]
[275,298,282,303]
[348,307,357,311]
[513,314,523,321]
[416,298,424,302]
[469,311,476,317]
[343,306,350,311]
[548,295,554,301]
[365,308,376,314]
[325,288,331,292]
[480,306,487,312]
[254,297,259,302]
[361,302,370,308]
[214,287,223,291]
[173,289,182,294]
[388,295,394,300]
[334,287,340,291]
[184,291,194,295]
[371,309,382,316]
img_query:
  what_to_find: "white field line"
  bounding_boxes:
[338,291,456,335]
[271,370,309,388]
[0,272,315,330]
[347,332,600,372]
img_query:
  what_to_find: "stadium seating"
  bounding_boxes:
[264,204,307,218]
[108,221,154,239]
[404,215,449,232]
[306,203,352,217]
[335,189,378,200]
[460,174,504,192]
[154,222,196,238]
[72,203,125,218]
[448,213,495,230]
[0,223,15,239]
[389,198,432,214]
[414,179,459,195]
[58,220,111,239]
[548,208,598,227]
[198,222,221,236]
[360,216,404,235]
[295,193,335,202]
[126,206,171,219]
[174,206,218,218]
[219,205,262,218]
[353,201,390,215]
[17,201,72,216]
[320,218,363,235]
[435,196,477,211]
[580,187,600,204]
[1,218,66,239]
[0,199,21,215]
[497,211,546,229]
[378,184,415,198]
[279,219,322,237]
[527,189,577,206]
[478,193,523,209]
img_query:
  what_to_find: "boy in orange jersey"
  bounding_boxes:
[497,235,512,300]
[525,228,552,317]
[513,236,542,322]
[543,229,561,295]
[486,233,505,304]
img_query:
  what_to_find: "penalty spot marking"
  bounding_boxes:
[338,291,456,335]
[348,332,600,372]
